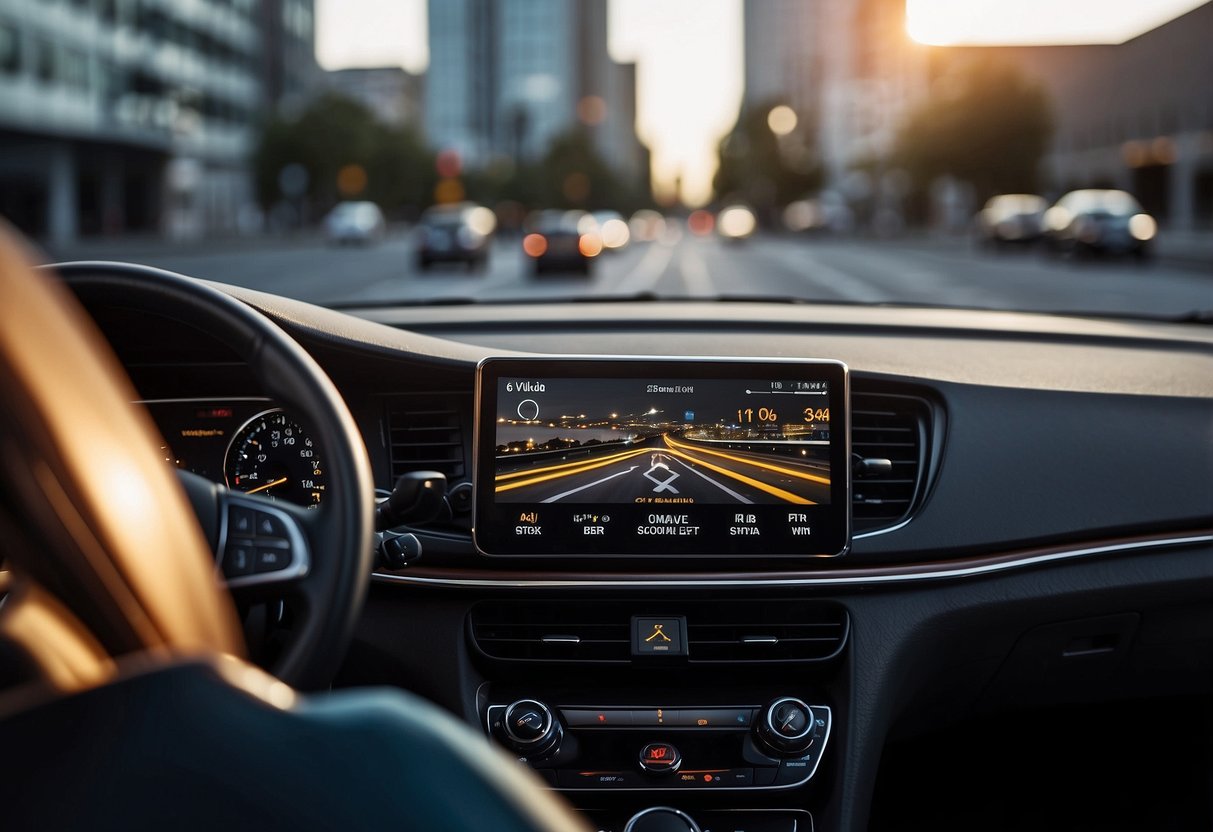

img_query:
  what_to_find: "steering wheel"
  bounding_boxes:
[47,261,375,689]
[0,237,595,832]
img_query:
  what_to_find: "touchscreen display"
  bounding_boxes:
[473,358,850,558]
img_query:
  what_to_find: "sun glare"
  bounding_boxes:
[906,0,1208,46]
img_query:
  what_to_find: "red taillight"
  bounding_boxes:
[578,233,603,257]
[688,209,715,236]
[523,233,548,257]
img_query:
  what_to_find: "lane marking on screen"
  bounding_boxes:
[495,447,650,493]
[661,442,814,505]
[496,446,647,483]
[667,455,754,504]
[664,435,831,486]
[540,465,641,503]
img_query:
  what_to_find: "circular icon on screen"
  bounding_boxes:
[517,399,540,421]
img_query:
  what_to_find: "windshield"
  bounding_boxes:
[4,0,1210,319]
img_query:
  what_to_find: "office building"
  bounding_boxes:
[261,0,322,116]
[328,66,423,127]
[426,0,496,166]
[425,0,644,180]
[741,0,926,188]
[741,0,822,116]
[943,1,1213,230]
[0,0,318,247]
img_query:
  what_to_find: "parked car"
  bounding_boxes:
[1043,189,1156,259]
[975,194,1047,248]
[323,201,386,245]
[416,203,496,271]
[523,210,601,275]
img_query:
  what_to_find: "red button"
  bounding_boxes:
[639,742,681,774]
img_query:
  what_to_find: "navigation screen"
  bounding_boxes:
[474,358,850,558]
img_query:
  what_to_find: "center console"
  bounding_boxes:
[431,357,852,829]
[464,595,846,830]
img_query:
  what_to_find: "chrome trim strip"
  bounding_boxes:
[853,514,916,539]
[372,533,1213,589]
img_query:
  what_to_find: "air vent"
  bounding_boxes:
[386,394,468,481]
[470,602,632,663]
[849,392,931,533]
[469,601,848,665]
[851,390,932,533]
[684,601,848,663]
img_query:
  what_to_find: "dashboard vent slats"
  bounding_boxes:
[469,601,848,665]
[851,390,932,533]
[684,603,848,662]
[386,395,467,482]
[470,606,632,663]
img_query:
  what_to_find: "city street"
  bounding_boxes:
[55,228,1211,319]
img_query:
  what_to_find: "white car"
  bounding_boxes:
[324,201,386,245]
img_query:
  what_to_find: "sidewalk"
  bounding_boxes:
[39,223,416,265]
[39,231,327,265]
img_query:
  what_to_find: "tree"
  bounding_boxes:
[462,128,650,214]
[891,57,1054,202]
[366,124,437,218]
[537,129,622,209]
[252,93,435,219]
[713,102,824,216]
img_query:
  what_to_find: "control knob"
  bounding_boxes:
[624,807,701,832]
[499,699,562,758]
[755,697,816,757]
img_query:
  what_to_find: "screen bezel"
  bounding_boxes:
[472,356,851,559]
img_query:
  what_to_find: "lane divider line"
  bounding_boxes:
[665,435,831,485]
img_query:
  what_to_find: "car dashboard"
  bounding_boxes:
[84,283,1213,831]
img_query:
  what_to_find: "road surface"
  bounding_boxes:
[495,434,832,505]
[55,227,1212,318]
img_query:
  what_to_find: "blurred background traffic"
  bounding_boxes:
[0,0,1209,316]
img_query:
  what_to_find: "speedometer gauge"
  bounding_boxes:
[223,409,327,507]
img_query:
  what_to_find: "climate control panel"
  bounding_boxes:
[485,698,831,791]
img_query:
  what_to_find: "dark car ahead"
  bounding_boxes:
[416,203,496,271]
[523,210,601,275]
[975,194,1047,248]
[1043,189,1157,260]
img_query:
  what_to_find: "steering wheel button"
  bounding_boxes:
[254,512,284,537]
[229,507,254,536]
[254,547,291,573]
[222,544,254,578]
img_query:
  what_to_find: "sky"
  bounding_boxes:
[315,0,1206,206]
[906,0,1208,45]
